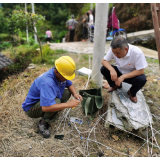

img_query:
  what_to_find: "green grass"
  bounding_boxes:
[0,33,12,42]
[146,58,159,64]
[32,45,68,65]
[81,54,89,61]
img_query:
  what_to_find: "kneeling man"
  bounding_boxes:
[101,37,148,103]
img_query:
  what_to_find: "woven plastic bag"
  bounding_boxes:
[79,87,103,117]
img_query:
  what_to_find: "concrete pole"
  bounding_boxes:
[31,3,38,44]
[25,3,29,43]
[92,3,109,87]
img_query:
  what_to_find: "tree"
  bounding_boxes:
[49,3,69,25]
[8,10,45,61]
[66,3,85,16]
[0,9,8,34]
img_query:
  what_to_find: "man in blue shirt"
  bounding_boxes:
[22,56,82,138]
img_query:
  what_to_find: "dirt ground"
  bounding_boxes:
[0,53,160,157]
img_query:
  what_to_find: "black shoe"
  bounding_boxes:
[38,120,50,138]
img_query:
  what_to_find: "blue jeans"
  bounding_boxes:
[100,65,147,97]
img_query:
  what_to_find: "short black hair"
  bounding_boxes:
[111,37,129,50]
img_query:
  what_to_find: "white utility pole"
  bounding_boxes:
[31,3,38,44]
[25,3,29,43]
[92,3,109,88]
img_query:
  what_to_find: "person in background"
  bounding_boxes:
[22,56,83,138]
[88,10,94,26]
[45,28,52,44]
[82,12,89,42]
[66,15,78,42]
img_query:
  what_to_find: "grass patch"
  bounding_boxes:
[32,45,68,65]
[146,58,159,64]
[0,33,12,42]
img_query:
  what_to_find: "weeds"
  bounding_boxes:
[146,58,159,64]
[32,45,67,65]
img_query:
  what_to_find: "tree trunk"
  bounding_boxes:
[31,19,43,60]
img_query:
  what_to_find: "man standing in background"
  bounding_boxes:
[66,15,78,42]
[88,10,94,25]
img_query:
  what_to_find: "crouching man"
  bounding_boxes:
[100,37,148,103]
[22,56,82,138]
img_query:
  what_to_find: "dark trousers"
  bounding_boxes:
[46,38,51,42]
[83,27,88,39]
[70,29,75,42]
[100,65,147,97]
[25,89,71,123]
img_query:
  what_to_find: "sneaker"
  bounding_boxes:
[38,120,50,138]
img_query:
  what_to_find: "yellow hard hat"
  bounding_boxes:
[55,56,76,80]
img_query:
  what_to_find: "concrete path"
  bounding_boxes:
[50,41,158,59]
[127,29,155,40]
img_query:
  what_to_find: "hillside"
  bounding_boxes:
[113,3,153,33]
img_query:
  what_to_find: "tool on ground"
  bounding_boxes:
[72,98,81,109]
[70,117,83,124]
[54,135,64,140]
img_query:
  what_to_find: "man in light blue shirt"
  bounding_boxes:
[22,56,82,138]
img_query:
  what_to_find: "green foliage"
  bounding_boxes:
[0,42,11,51]
[66,3,85,17]
[52,29,67,42]
[7,44,39,73]
[50,4,68,26]
[0,8,8,34]
[81,3,96,15]
[8,9,45,60]
[18,31,35,45]
[109,3,113,9]
[8,10,45,33]
[0,33,13,42]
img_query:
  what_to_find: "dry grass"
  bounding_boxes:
[0,54,160,157]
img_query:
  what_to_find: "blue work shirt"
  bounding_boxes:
[22,68,72,112]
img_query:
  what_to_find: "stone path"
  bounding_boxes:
[50,41,158,59]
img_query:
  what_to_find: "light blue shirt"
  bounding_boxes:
[22,68,72,112]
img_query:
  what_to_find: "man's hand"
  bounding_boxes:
[110,68,118,81]
[115,75,125,86]
[67,99,81,108]
[74,94,83,101]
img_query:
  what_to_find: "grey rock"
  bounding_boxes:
[0,53,13,70]
[128,36,157,50]
[105,82,153,137]
[147,100,153,104]
[144,88,148,91]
